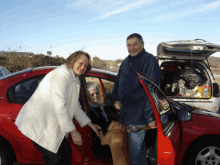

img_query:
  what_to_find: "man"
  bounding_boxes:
[112,33,161,165]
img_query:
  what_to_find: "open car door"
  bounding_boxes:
[135,71,182,165]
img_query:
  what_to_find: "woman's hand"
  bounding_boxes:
[87,122,101,137]
[70,130,82,145]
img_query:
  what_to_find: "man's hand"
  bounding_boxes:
[87,122,101,137]
[149,121,157,129]
[114,101,121,110]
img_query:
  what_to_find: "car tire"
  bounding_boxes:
[0,141,14,165]
[184,139,220,165]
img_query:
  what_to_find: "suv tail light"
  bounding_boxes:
[213,83,219,97]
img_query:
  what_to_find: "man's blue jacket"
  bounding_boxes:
[112,48,161,125]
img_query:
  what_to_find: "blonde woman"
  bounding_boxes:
[15,51,100,165]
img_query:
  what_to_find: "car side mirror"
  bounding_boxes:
[160,113,169,125]
[177,110,192,121]
[7,85,14,102]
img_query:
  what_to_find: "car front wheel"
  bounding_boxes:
[184,139,220,165]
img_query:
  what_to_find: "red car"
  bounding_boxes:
[0,66,220,165]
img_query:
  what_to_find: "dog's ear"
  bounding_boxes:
[107,121,116,131]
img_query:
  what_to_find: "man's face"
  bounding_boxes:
[126,37,144,57]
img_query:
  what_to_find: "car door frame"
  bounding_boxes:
[80,72,116,163]
[135,71,175,164]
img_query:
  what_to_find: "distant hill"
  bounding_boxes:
[2,52,218,74]
[92,56,220,74]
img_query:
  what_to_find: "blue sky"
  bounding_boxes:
[1,0,220,60]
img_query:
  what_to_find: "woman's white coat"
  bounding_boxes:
[15,64,91,153]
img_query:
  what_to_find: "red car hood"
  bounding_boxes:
[181,106,220,135]
[193,107,220,119]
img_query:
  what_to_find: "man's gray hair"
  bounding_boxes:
[85,82,99,95]
[127,33,143,43]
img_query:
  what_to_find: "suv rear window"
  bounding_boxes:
[160,62,211,99]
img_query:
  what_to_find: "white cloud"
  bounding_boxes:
[66,0,120,12]
[98,0,157,19]
[141,9,159,14]
[73,0,94,6]
[157,14,178,21]
[65,0,158,20]
[113,1,122,5]
[157,0,220,21]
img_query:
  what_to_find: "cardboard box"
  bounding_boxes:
[197,86,211,98]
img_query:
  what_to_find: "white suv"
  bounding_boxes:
[157,39,220,113]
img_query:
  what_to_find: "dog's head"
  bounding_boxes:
[107,121,122,131]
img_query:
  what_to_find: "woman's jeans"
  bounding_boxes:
[31,137,72,165]
[127,125,148,165]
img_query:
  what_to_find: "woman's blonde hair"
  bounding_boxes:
[66,51,91,74]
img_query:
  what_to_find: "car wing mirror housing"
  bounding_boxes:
[177,110,192,121]
[7,85,14,102]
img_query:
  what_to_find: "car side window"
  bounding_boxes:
[155,88,170,112]
[141,77,174,135]
[101,79,115,104]
[8,75,44,104]
[85,77,114,104]
[85,77,103,105]
[0,70,4,77]
[154,88,173,130]
[1,68,10,75]
[85,76,117,121]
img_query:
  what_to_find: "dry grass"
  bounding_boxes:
[216,78,220,85]
[215,78,220,94]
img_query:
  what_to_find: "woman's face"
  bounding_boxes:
[88,89,99,105]
[72,54,89,76]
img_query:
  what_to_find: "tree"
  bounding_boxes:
[92,56,108,70]
[115,58,124,63]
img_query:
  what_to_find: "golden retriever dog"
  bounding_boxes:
[98,121,130,165]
